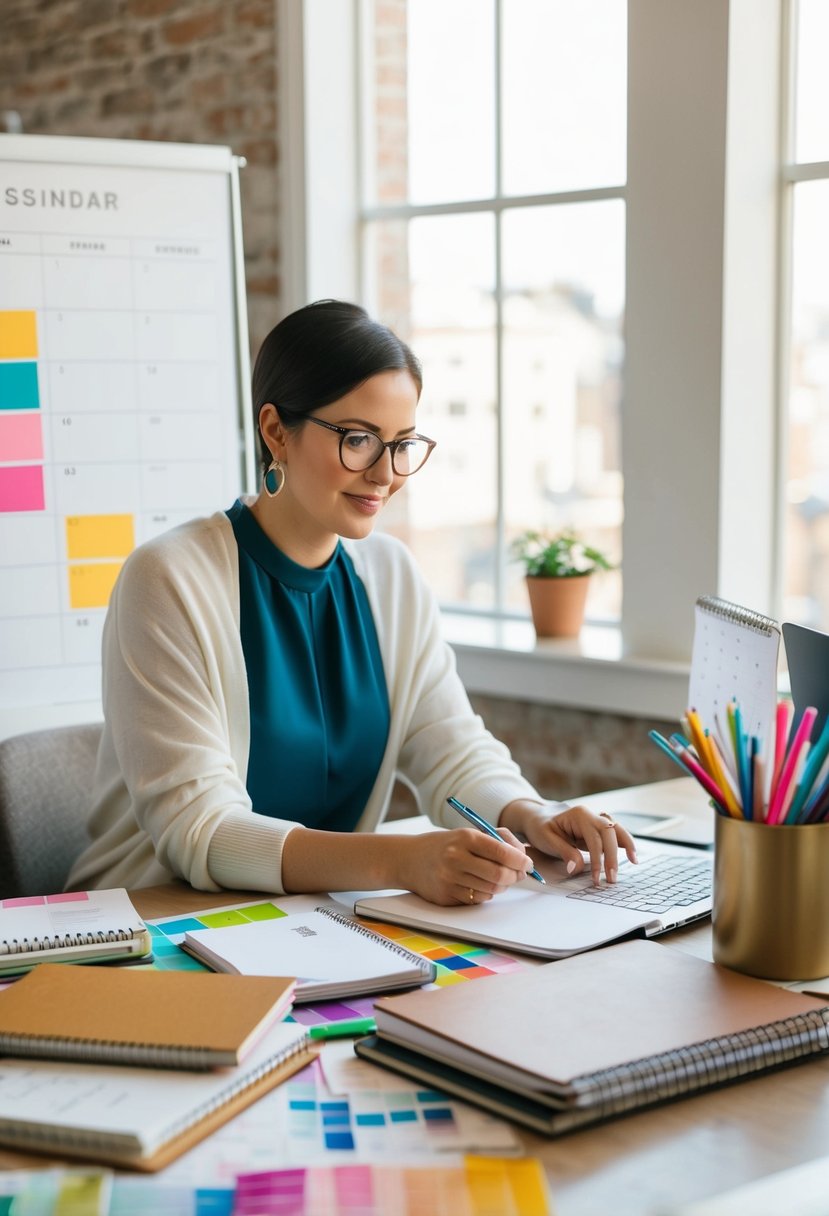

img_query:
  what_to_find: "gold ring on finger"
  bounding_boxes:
[599,813,617,829]
[468,888,475,903]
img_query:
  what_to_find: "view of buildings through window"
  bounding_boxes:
[360,1,829,634]
[786,0,829,630]
[360,0,626,621]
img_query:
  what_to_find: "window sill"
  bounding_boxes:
[442,615,689,722]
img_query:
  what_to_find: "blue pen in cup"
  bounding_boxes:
[447,796,546,884]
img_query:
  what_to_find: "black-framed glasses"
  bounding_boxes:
[299,414,437,476]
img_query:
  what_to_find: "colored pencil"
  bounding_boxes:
[767,706,818,825]
[732,703,751,819]
[752,751,765,821]
[648,731,727,812]
[769,698,793,809]
[705,730,743,818]
[784,716,829,824]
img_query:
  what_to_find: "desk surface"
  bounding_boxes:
[5,777,828,1215]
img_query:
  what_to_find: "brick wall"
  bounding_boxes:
[0,0,280,354]
[388,695,679,818]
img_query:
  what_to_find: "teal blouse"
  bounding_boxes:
[226,500,390,831]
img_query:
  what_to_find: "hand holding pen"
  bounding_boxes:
[447,796,546,886]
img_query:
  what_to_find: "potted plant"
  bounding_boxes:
[510,529,613,638]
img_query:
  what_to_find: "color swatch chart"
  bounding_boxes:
[0,1160,551,1216]
[0,152,244,713]
[0,1169,234,1216]
[146,898,526,1027]
[162,1055,517,1187]
[232,1158,552,1216]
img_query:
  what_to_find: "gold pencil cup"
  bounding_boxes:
[713,815,829,981]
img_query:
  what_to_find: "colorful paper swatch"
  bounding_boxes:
[147,900,526,1026]
[0,1160,549,1216]
[0,1170,234,1216]
[232,1158,552,1216]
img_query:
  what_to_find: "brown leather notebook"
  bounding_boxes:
[357,939,829,1133]
[0,963,296,1068]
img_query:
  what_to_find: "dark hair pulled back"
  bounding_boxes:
[252,299,422,474]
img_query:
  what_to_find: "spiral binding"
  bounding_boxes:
[568,1009,829,1110]
[696,595,779,637]
[0,927,137,956]
[314,905,434,977]
[0,1032,315,1157]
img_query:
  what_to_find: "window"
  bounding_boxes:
[782,0,829,630]
[359,0,626,620]
[292,1,784,688]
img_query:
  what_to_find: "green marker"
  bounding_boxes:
[308,1016,377,1040]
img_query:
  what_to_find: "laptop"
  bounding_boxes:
[782,621,829,740]
[353,843,713,960]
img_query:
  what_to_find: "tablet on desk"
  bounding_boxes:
[612,811,714,850]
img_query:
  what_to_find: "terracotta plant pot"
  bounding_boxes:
[525,574,591,638]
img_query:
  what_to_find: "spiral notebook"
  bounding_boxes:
[0,888,151,978]
[356,939,829,1136]
[688,595,781,742]
[0,1020,317,1171]
[181,905,436,1001]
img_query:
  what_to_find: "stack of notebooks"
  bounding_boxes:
[356,939,829,1135]
[0,964,317,1169]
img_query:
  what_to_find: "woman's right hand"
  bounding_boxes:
[395,827,534,906]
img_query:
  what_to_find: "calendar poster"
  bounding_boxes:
[0,138,248,714]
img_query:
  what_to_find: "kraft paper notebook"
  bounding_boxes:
[0,888,151,977]
[355,939,829,1136]
[0,964,296,1068]
[0,1020,317,1172]
[180,904,436,1000]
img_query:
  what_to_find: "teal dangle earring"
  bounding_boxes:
[264,458,285,498]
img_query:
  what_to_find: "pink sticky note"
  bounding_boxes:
[0,464,45,512]
[0,412,43,461]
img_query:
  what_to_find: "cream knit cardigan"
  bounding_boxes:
[67,508,541,894]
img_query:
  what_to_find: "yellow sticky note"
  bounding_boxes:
[0,310,38,359]
[68,561,123,610]
[65,514,135,560]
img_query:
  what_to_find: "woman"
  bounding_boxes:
[68,300,635,903]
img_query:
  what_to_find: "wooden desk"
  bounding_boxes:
[5,777,829,1214]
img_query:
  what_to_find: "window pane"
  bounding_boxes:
[784,180,829,630]
[501,201,624,620]
[501,0,627,196]
[794,0,829,164]
[368,214,498,607]
[364,0,495,207]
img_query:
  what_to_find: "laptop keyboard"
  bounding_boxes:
[565,854,712,914]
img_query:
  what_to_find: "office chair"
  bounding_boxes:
[0,722,103,898]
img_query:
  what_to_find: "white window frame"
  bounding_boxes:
[279,0,784,721]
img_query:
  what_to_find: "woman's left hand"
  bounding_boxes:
[500,799,638,885]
